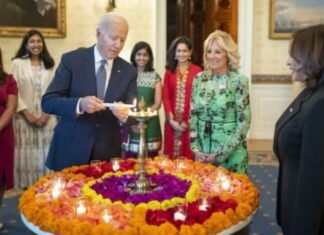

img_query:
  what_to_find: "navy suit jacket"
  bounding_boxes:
[273,76,324,235]
[42,46,137,171]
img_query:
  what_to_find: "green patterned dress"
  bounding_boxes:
[190,71,251,173]
[127,71,162,156]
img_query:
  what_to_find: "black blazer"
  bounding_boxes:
[273,77,324,235]
[42,46,137,171]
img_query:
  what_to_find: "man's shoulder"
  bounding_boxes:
[62,46,93,59]
[114,57,137,73]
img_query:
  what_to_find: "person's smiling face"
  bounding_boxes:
[135,48,150,70]
[206,41,228,75]
[27,34,43,57]
[175,43,192,65]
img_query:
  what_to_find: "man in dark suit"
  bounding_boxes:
[41,13,137,171]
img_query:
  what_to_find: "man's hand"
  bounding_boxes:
[80,96,105,113]
[109,102,129,122]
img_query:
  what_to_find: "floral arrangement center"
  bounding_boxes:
[90,171,191,204]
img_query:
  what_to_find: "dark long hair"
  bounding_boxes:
[130,41,154,72]
[13,29,55,69]
[166,36,193,72]
[0,48,7,85]
[290,24,324,88]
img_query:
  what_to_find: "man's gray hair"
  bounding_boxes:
[97,13,128,33]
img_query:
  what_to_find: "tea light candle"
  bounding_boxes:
[112,158,120,171]
[199,198,210,211]
[51,177,64,199]
[76,200,87,215]
[173,210,187,221]
[102,209,112,223]
[221,178,231,191]
[160,159,168,167]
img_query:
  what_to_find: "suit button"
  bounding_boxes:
[96,124,100,127]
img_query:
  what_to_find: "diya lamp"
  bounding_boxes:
[128,97,158,194]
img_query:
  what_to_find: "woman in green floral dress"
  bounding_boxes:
[124,41,162,157]
[190,30,251,173]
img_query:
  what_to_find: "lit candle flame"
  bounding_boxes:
[76,200,87,215]
[102,209,112,223]
[221,179,231,191]
[199,198,210,211]
[177,162,186,170]
[173,209,187,221]
[51,177,64,199]
[112,159,120,171]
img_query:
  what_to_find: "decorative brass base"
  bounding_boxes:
[129,98,158,194]
[131,178,151,194]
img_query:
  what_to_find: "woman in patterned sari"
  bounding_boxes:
[163,36,202,160]
[190,30,251,173]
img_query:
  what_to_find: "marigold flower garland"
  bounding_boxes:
[19,157,259,235]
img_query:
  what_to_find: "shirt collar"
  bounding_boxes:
[94,45,113,65]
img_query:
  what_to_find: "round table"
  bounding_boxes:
[21,212,254,235]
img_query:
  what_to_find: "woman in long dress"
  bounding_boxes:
[190,30,251,173]
[163,36,202,160]
[10,29,56,188]
[124,41,162,157]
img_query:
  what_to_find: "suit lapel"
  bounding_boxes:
[105,57,122,102]
[82,47,97,96]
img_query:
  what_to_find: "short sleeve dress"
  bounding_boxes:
[126,71,162,157]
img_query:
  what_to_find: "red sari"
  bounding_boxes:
[0,75,17,189]
[163,64,202,160]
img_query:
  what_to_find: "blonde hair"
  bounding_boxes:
[203,30,240,72]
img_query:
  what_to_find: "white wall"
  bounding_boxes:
[0,0,158,71]
[249,0,299,139]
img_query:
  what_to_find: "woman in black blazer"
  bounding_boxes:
[274,24,324,235]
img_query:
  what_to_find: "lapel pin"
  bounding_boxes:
[289,107,293,112]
